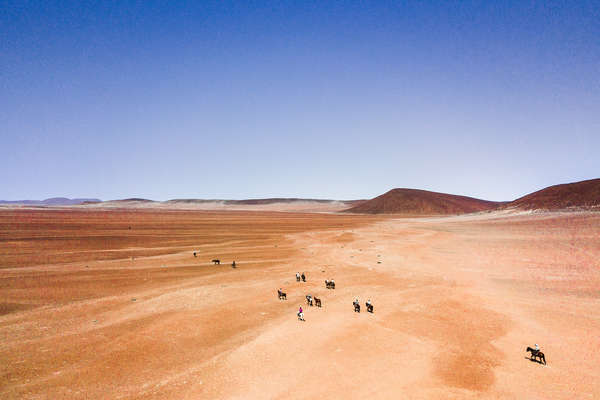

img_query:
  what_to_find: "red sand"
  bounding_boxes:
[1,209,599,399]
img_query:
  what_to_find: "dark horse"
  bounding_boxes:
[212,259,220,265]
[325,280,335,289]
[366,303,374,313]
[526,347,546,365]
[277,289,287,300]
[314,297,322,307]
[353,302,360,313]
[301,273,306,282]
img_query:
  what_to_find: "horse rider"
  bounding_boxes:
[535,343,540,353]
[298,306,304,321]
[353,297,359,307]
[366,299,372,308]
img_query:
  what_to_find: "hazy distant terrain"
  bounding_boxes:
[2,178,598,214]
[0,197,101,206]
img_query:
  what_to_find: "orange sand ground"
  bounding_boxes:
[1,209,599,399]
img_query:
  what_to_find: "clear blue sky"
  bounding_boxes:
[1,1,598,201]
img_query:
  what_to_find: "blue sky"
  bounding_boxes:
[1,1,598,201]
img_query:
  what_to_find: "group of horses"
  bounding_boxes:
[200,252,546,367]
[305,294,322,307]
[279,273,376,319]
[353,300,374,313]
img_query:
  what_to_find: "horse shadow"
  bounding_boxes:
[524,356,545,365]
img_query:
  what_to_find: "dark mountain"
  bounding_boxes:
[344,188,502,214]
[506,178,600,210]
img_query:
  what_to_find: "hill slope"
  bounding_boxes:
[507,178,600,210]
[344,188,501,214]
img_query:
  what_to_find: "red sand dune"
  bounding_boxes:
[344,188,501,214]
[506,178,600,211]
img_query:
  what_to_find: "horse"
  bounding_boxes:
[278,290,287,300]
[366,303,374,313]
[526,347,546,365]
[296,273,301,282]
[353,302,360,313]
[330,281,335,289]
[301,273,306,282]
[306,295,313,306]
[212,259,220,265]
[314,297,322,307]
[297,312,305,321]
[325,279,330,288]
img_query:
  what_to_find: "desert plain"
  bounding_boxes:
[1,208,599,399]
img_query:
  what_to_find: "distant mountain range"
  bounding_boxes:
[2,178,598,213]
[164,198,364,206]
[0,197,101,206]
